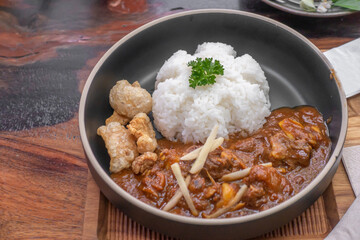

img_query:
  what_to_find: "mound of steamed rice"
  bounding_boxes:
[152,42,271,143]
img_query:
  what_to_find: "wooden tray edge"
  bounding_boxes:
[82,160,358,239]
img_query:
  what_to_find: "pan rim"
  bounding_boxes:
[79,9,348,226]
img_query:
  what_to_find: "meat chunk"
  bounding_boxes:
[204,150,232,179]
[230,137,261,153]
[220,148,247,169]
[204,184,220,199]
[188,175,206,193]
[204,148,246,179]
[131,152,158,174]
[105,111,131,125]
[109,80,152,119]
[279,118,317,146]
[270,132,312,167]
[159,148,189,171]
[97,122,139,173]
[243,165,293,210]
[141,172,166,200]
[229,137,268,166]
[128,113,157,153]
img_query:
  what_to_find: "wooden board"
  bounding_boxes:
[99,195,330,239]
[82,161,354,240]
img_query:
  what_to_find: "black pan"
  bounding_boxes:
[79,9,347,240]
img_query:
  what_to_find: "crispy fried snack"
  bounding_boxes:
[105,111,131,125]
[109,80,152,119]
[128,113,157,153]
[97,122,139,173]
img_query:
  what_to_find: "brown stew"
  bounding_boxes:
[111,106,331,218]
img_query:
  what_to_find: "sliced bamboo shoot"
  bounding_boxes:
[171,163,198,216]
[205,184,248,218]
[163,175,191,211]
[221,162,272,182]
[180,137,224,161]
[190,125,219,174]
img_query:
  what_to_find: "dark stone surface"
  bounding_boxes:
[0,45,106,131]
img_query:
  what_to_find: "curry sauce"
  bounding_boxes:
[111,106,331,218]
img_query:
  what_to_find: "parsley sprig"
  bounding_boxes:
[187,58,224,89]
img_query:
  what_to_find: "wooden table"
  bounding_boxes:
[0,1,359,239]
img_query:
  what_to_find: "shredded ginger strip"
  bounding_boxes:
[189,124,219,174]
[205,184,248,218]
[163,175,191,211]
[180,137,224,161]
[221,162,272,182]
[171,163,198,216]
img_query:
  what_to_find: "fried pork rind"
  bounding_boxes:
[109,80,152,119]
[105,111,131,125]
[131,152,158,174]
[128,113,157,153]
[97,122,139,173]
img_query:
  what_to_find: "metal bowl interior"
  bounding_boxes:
[79,9,347,240]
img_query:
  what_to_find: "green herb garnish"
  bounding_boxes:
[333,0,360,11]
[187,58,224,89]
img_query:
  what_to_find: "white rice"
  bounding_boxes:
[152,42,271,143]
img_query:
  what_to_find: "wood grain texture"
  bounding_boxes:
[84,186,333,239]
[331,95,360,219]
[82,170,101,240]
[0,0,169,239]
[0,0,359,239]
[0,120,87,239]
